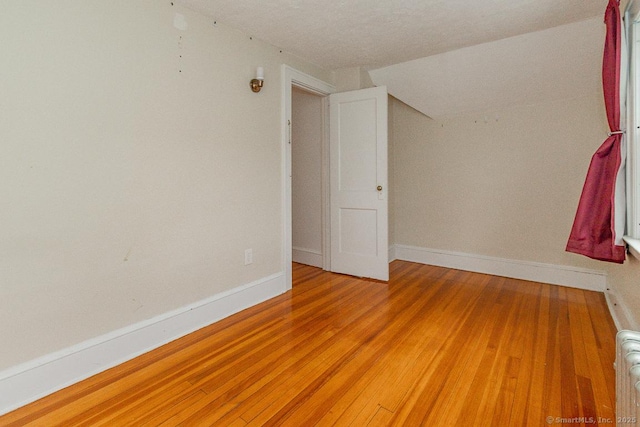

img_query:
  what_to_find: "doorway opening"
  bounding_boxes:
[282,65,335,290]
[282,66,390,288]
[291,86,327,270]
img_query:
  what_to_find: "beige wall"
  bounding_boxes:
[389,93,609,268]
[388,96,397,246]
[0,1,331,371]
[333,67,375,92]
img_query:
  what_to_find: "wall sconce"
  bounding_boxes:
[250,67,264,93]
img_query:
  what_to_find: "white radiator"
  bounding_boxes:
[617,330,640,426]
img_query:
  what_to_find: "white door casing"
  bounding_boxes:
[329,86,389,281]
[282,66,335,289]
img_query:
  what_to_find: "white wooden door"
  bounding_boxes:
[329,86,388,281]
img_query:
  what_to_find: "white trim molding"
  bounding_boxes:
[0,272,286,416]
[392,244,607,292]
[292,247,323,268]
[624,236,640,260]
[605,287,639,331]
[281,64,336,291]
[388,244,398,263]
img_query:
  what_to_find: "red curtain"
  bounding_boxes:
[566,0,626,263]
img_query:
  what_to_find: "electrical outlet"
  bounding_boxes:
[244,248,253,265]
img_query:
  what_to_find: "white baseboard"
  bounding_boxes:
[292,247,323,268]
[605,287,638,331]
[388,244,397,262]
[392,244,607,292]
[0,272,286,416]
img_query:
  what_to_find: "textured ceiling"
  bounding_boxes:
[178,0,605,69]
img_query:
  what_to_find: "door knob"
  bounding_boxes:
[377,185,383,191]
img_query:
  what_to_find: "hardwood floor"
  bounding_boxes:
[0,261,617,426]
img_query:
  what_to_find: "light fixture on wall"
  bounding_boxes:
[250,67,264,93]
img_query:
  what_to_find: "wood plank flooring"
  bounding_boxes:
[0,261,617,426]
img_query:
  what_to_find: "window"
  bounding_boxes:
[625,0,640,256]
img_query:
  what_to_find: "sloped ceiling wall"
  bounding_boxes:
[369,18,604,119]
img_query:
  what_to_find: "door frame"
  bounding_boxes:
[282,65,336,290]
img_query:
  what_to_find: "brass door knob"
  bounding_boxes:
[377,185,383,191]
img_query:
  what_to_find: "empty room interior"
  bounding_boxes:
[3,0,640,425]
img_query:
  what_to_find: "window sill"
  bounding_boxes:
[624,236,640,260]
